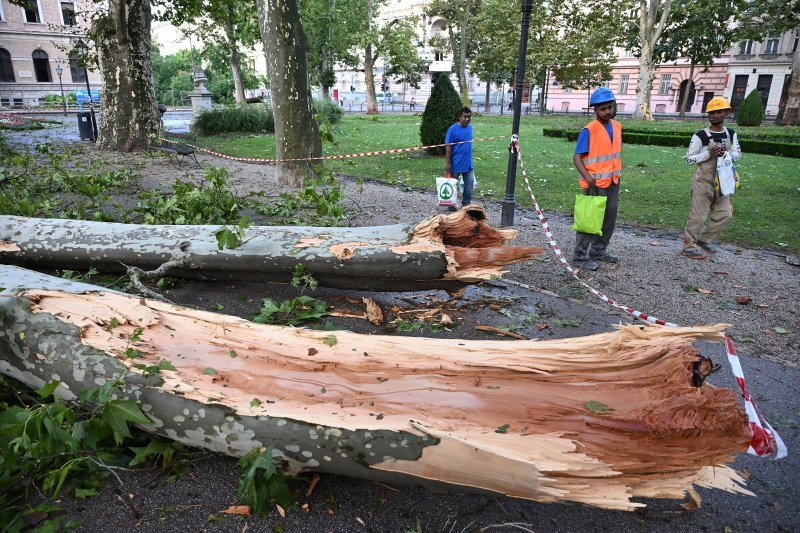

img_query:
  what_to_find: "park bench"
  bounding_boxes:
[151,131,200,167]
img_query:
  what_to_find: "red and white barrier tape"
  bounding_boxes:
[513,135,787,459]
[159,135,510,164]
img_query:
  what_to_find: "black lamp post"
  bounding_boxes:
[75,40,98,141]
[55,64,66,116]
[500,0,533,227]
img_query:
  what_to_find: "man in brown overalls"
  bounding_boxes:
[681,97,741,259]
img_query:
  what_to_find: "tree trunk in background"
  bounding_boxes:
[457,0,472,107]
[678,62,695,118]
[632,0,673,121]
[256,0,322,187]
[94,0,160,151]
[484,80,491,112]
[776,48,799,126]
[364,0,378,115]
[0,266,753,512]
[224,17,246,105]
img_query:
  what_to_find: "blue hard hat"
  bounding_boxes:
[590,87,615,106]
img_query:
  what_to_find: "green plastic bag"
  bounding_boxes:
[571,194,607,235]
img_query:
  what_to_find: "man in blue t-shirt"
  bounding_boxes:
[445,107,475,209]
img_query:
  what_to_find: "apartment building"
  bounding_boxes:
[724,29,798,116]
[0,0,101,108]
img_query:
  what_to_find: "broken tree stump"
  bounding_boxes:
[0,265,752,510]
[0,208,542,290]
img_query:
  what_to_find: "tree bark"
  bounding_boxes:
[256,0,322,187]
[94,0,160,152]
[776,47,799,126]
[678,63,695,118]
[0,265,753,511]
[484,79,491,112]
[457,0,472,107]
[0,208,543,291]
[364,0,379,115]
[632,0,673,121]
[224,16,246,106]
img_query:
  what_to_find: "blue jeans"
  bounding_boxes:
[454,170,475,206]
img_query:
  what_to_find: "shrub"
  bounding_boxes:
[313,98,343,126]
[193,104,275,135]
[736,90,765,127]
[420,75,462,155]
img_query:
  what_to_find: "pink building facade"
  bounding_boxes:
[544,51,730,115]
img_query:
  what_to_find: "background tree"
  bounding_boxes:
[360,0,426,115]
[420,74,462,156]
[627,0,674,120]
[425,0,480,106]
[300,0,365,101]
[158,0,261,105]
[201,42,267,104]
[736,89,765,126]
[150,45,193,106]
[255,0,321,186]
[469,0,516,111]
[656,0,746,118]
[737,0,800,125]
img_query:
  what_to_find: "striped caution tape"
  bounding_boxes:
[158,134,511,164]
[513,135,787,459]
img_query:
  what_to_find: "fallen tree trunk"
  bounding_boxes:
[0,265,752,510]
[0,208,542,291]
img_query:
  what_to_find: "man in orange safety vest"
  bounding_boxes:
[572,87,622,271]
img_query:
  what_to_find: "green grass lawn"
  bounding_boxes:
[197,114,800,253]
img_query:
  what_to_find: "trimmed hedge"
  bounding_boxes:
[420,75,462,156]
[193,104,275,135]
[542,127,800,158]
[737,90,765,127]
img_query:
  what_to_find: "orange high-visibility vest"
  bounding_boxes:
[580,119,622,189]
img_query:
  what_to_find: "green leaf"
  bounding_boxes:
[129,438,177,467]
[36,380,61,399]
[229,349,238,358]
[203,367,218,375]
[74,487,99,499]
[107,317,120,331]
[773,327,788,334]
[495,424,510,434]
[585,400,614,414]
[324,334,337,347]
[250,398,262,407]
[101,400,151,445]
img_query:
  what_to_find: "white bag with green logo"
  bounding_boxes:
[436,176,458,207]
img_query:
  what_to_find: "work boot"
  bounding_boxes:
[573,259,599,271]
[698,241,724,254]
[590,253,619,263]
[681,248,708,260]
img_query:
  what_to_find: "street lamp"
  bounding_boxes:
[75,40,98,141]
[500,0,533,227]
[55,64,66,116]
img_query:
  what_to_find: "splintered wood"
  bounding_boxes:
[0,268,753,511]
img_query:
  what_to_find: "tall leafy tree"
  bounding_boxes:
[425,0,481,106]
[255,0,321,186]
[157,0,261,105]
[655,0,747,117]
[627,0,674,120]
[300,0,365,100]
[469,0,516,111]
[201,42,267,104]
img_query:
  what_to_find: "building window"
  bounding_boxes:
[21,0,42,23]
[764,32,780,54]
[69,53,86,83]
[659,73,672,95]
[0,2,5,22]
[0,49,14,82]
[619,74,630,94]
[32,49,52,82]
[623,49,633,58]
[564,84,572,94]
[655,104,666,113]
[61,2,76,26]
[739,40,754,55]
[793,31,799,53]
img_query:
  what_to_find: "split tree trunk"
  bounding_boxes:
[0,265,752,511]
[256,0,322,186]
[94,0,161,151]
[0,208,543,291]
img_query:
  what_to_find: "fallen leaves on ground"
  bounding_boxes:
[220,505,250,516]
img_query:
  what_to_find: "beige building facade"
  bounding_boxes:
[0,0,101,108]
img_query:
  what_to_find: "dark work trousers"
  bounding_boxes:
[573,181,619,261]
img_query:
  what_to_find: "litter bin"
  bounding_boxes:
[77,112,95,141]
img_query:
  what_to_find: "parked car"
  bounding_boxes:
[376,91,394,103]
